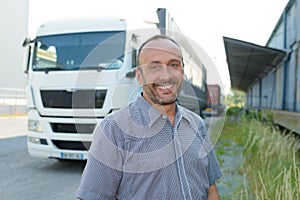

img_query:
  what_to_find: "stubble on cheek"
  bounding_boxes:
[138,68,183,105]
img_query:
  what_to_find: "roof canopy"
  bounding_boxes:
[223,37,286,92]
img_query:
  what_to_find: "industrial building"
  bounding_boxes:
[224,0,300,134]
[0,0,28,114]
[0,0,28,89]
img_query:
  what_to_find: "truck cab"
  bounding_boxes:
[24,17,147,160]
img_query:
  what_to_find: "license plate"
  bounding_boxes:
[60,152,84,160]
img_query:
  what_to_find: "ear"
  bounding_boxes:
[135,67,143,85]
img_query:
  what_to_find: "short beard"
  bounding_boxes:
[157,98,177,105]
[138,67,180,106]
[142,82,179,106]
[143,85,177,106]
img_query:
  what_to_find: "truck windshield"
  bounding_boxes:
[32,31,125,71]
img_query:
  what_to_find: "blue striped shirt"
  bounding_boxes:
[77,95,222,200]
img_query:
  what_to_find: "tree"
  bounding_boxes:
[225,89,245,107]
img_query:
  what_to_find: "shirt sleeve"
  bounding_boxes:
[208,149,222,186]
[76,116,124,200]
[198,117,222,186]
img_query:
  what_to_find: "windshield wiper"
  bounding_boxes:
[79,66,107,72]
[44,66,67,74]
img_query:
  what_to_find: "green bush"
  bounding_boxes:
[226,106,244,117]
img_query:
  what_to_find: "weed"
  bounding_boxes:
[213,111,300,200]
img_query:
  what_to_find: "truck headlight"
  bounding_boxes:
[28,136,47,145]
[28,120,43,132]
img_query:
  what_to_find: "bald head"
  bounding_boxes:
[138,35,183,66]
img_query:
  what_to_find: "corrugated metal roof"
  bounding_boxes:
[223,37,286,92]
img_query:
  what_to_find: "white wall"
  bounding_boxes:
[0,0,28,89]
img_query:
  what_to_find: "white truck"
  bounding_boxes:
[23,8,208,160]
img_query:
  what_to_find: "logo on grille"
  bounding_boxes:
[65,88,77,92]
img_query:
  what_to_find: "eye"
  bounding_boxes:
[169,62,181,69]
[149,65,158,69]
[148,63,161,70]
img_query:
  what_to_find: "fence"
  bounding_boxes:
[0,87,27,115]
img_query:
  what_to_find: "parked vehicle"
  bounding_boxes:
[203,84,224,116]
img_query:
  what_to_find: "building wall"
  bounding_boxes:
[283,0,300,112]
[248,0,300,113]
[261,72,275,108]
[250,82,260,108]
[246,0,300,134]
[0,0,28,89]
[275,66,284,110]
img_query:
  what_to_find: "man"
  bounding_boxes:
[77,35,222,200]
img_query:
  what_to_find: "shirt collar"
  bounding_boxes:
[177,105,199,131]
[136,94,198,131]
[136,95,162,127]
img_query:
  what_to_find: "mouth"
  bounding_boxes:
[157,84,173,90]
[144,81,180,105]
[154,83,177,95]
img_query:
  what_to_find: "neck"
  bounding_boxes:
[143,95,177,126]
[159,104,177,126]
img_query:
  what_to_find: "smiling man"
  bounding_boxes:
[77,35,222,200]
[136,35,185,125]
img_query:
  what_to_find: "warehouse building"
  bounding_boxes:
[224,0,300,134]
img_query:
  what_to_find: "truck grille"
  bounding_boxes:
[52,140,91,150]
[50,123,96,133]
[40,89,107,108]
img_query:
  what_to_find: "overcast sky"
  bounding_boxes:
[28,0,289,93]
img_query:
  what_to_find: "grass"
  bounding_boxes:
[243,119,300,200]
[211,108,300,200]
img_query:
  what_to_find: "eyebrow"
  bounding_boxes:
[149,61,161,64]
[168,59,181,63]
[148,59,181,64]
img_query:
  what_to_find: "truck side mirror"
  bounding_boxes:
[22,37,35,73]
[22,37,31,47]
[126,69,136,78]
[22,45,31,74]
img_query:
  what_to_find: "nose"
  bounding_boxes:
[159,65,173,79]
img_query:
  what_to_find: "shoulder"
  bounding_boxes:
[96,102,141,137]
[106,101,139,125]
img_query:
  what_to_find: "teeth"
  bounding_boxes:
[158,85,172,89]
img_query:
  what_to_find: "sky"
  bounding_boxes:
[28,0,289,94]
